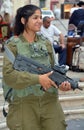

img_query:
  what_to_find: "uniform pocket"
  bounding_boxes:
[7,101,22,130]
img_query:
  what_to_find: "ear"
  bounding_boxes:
[21,17,25,24]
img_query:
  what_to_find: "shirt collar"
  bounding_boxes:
[19,33,39,43]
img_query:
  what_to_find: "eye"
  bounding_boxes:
[33,15,42,20]
[33,16,38,19]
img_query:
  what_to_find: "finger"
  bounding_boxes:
[61,82,71,91]
[64,81,71,89]
[51,81,58,88]
[47,71,53,77]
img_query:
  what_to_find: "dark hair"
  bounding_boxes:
[14,4,41,35]
[43,16,50,22]
[77,1,84,7]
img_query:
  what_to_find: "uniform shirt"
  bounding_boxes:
[40,24,61,44]
[3,34,58,98]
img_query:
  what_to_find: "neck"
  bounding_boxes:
[23,31,36,43]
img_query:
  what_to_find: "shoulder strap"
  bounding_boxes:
[4,45,15,64]
[3,46,15,117]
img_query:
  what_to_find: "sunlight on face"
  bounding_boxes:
[26,10,42,32]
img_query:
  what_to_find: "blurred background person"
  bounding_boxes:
[39,16,67,66]
[0,14,9,39]
[0,0,13,17]
[70,3,79,17]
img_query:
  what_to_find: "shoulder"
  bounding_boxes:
[37,33,50,41]
[51,24,59,30]
[51,24,61,34]
[5,35,20,56]
[72,9,81,15]
[37,33,52,48]
[49,24,55,29]
[5,35,19,44]
[50,24,54,27]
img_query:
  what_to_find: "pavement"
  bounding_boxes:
[66,119,84,130]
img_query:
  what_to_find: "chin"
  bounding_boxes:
[36,29,40,32]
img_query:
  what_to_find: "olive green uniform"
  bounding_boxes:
[3,34,67,130]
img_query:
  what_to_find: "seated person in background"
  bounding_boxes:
[4,12,10,23]
[3,12,13,37]
[0,14,11,51]
[0,14,11,39]
[39,16,67,66]
[0,14,7,39]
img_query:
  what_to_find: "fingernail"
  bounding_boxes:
[51,71,53,73]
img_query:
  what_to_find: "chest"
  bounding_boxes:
[16,40,51,67]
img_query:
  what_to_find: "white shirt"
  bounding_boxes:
[70,7,79,16]
[40,24,61,44]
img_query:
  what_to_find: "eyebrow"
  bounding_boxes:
[33,14,42,17]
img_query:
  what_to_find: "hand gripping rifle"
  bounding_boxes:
[3,46,82,117]
[13,54,82,91]
[5,45,82,91]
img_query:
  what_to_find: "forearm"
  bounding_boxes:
[3,56,39,89]
[59,33,65,45]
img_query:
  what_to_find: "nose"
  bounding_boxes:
[38,18,42,24]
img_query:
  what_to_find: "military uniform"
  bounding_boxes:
[3,34,67,130]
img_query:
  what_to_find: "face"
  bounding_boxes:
[43,18,51,28]
[26,9,42,32]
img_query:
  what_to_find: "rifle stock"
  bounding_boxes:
[13,54,82,90]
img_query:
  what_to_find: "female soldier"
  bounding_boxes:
[3,4,71,130]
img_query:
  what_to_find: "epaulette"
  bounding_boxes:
[5,36,19,44]
[40,34,49,40]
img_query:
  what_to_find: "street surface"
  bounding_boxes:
[66,118,84,130]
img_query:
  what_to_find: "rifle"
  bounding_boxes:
[13,54,82,90]
[3,46,83,118]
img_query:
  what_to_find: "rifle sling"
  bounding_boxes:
[3,46,15,117]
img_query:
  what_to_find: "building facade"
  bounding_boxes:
[12,0,60,15]
[1,0,84,19]
[12,0,84,18]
